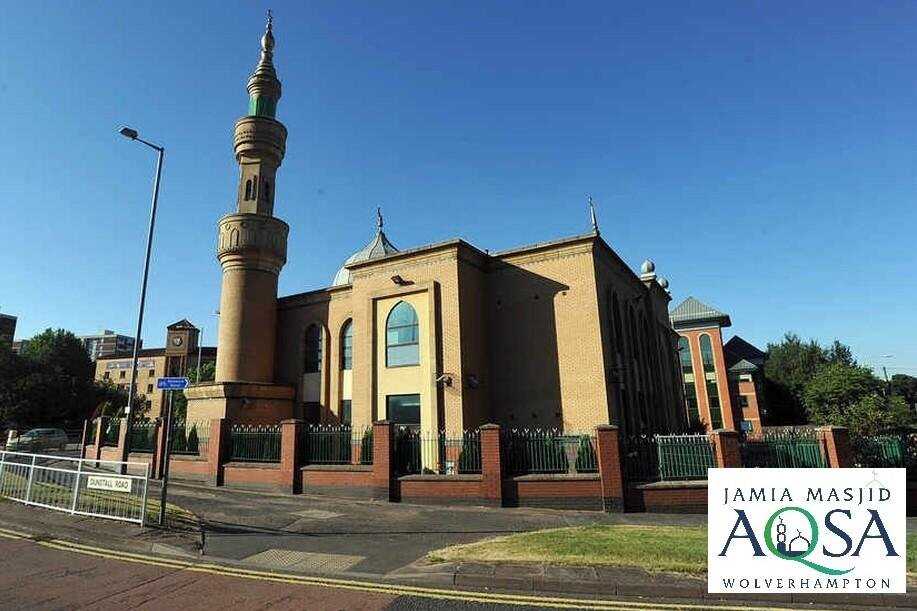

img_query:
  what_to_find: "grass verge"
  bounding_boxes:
[432,526,917,577]
[430,524,707,575]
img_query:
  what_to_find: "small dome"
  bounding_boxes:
[641,259,655,274]
[658,277,669,289]
[332,229,399,286]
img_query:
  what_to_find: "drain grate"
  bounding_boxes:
[242,548,363,573]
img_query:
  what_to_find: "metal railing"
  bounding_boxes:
[740,429,826,468]
[228,424,281,463]
[852,434,906,468]
[501,429,597,475]
[85,420,97,446]
[302,425,353,464]
[129,422,157,453]
[170,421,208,457]
[101,419,120,446]
[393,429,483,475]
[656,434,714,481]
[0,450,150,526]
[622,434,660,483]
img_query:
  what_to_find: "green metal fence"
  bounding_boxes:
[129,421,157,453]
[501,429,596,475]
[359,428,373,465]
[101,419,120,446]
[393,429,482,475]
[170,420,207,456]
[302,425,353,464]
[656,434,714,481]
[740,430,826,468]
[85,420,97,445]
[621,434,659,483]
[229,424,281,463]
[852,434,906,468]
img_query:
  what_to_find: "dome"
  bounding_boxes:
[658,277,669,289]
[331,228,398,286]
[641,259,655,274]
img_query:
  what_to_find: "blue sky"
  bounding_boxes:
[1,1,915,376]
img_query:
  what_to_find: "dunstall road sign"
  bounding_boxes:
[156,377,189,390]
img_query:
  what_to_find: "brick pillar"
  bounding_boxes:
[116,417,131,473]
[209,418,229,486]
[819,426,852,468]
[595,425,624,512]
[710,429,741,468]
[479,424,503,507]
[151,418,166,479]
[371,421,395,502]
[280,419,303,494]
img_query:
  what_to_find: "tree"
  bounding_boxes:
[891,374,917,409]
[171,360,215,422]
[763,333,856,425]
[803,363,912,436]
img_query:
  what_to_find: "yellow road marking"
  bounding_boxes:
[0,525,826,611]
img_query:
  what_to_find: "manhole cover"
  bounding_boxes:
[242,548,363,573]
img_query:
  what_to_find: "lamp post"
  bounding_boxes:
[118,126,164,458]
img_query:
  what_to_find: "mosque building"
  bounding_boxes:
[185,17,688,438]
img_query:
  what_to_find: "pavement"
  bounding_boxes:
[1,482,915,609]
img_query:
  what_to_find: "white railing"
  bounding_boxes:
[0,451,150,526]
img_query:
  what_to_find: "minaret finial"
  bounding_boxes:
[588,195,599,235]
[247,10,281,117]
[376,206,384,231]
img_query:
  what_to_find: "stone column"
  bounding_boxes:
[209,419,230,486]
[710,429,741,468]
[595,425,625,512]
[479,424,503,507]
[819,426,852,468]
[371,421,395,501]
[280,419,302,494]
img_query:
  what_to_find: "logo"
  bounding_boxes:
[708,468,905,594]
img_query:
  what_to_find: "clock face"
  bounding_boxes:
[171,336,183,347]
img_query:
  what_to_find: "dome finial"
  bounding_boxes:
[262,9,275,53]
[376,206,384,231]
[587,195,599,235]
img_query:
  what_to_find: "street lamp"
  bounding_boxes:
[118,125,164,459]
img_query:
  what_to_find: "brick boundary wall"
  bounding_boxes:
[80,417,871,514]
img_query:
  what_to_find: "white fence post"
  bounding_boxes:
[0,451,6,492]
[70,457,83,515]
[24,455,37,502]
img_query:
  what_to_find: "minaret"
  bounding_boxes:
[214,13,289,383]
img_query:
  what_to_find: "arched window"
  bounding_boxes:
[679,336,700,425]
[252,175,259,199]
[341,319,353,370]
[386,301,419,367]
[304,324,323,374]
[699,334,723,428]
[245,179,252,200]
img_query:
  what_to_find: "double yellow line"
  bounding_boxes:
[0,526,814,610]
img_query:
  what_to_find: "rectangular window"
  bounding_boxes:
[149,369,155,377]
[386,394,420,427]
[340,400,351,425]
[103,371,110,380]
[147,384,154,393]
[386,344,420,367]
[119,370,126,379]
[738,395,749,409]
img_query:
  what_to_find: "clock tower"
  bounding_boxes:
[185,14,295,423]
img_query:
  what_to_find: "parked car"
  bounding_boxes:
[6,428,69,452]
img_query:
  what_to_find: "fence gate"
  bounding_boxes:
[740,433,827,468]
[0,451,151,526]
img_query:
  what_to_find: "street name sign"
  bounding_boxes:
[87,475,132,494]
[157,377,190,390]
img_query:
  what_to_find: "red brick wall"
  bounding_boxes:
[634,481,707,513]
[504,475,603,510]
[222,462,284,489]
[398,475,484,505]
[300,465,374,498]
[169,456,211,481]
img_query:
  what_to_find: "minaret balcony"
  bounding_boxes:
[233,116,287,165]
[217,212,289,274]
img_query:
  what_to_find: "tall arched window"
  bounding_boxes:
[699,334,723,429]
[386,301,419,367]
[252,175,259,199]
[244,179,252,200]
[304,324,323,374]
[341,319,353,370]
[679,336,700,425]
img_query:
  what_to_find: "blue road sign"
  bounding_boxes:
[156,377,190,390]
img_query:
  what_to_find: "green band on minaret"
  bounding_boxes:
[249,96,277,118]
